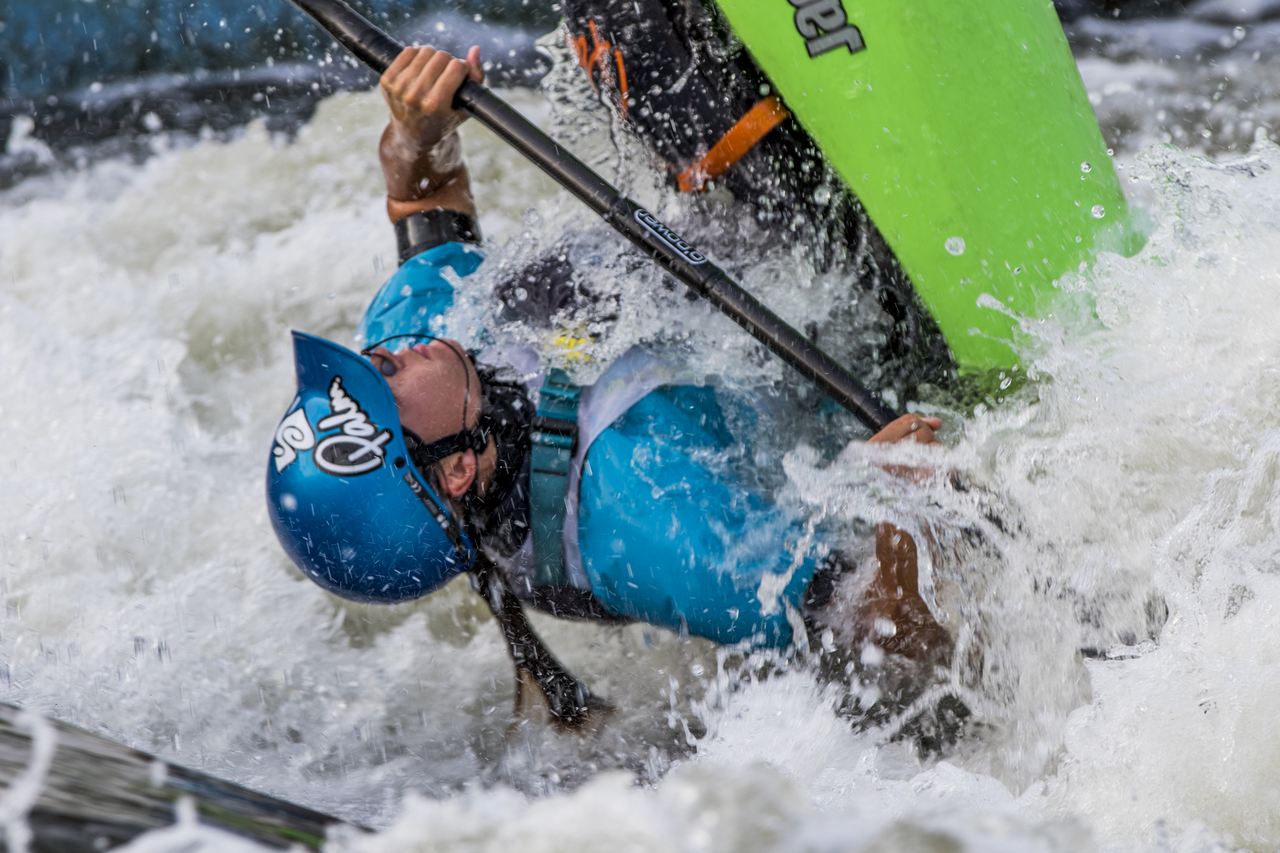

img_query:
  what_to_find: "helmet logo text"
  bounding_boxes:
[314,377,392,476]
[272,408,316,472]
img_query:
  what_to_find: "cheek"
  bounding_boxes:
[396,368,468,438]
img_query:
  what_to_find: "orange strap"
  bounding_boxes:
[585,20,611,78]
[677,95,790,193]
[574,20,630,117]
[613,46,629,116]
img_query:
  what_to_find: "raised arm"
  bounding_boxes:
[379,45,485,223]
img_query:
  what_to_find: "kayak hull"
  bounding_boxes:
[711,0,1137,375]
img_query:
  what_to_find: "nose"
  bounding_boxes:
[413,339,462,359]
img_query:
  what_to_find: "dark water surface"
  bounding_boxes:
[0,2,551,189]
[0,0,1232,190]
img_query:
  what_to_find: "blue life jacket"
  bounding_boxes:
[359,242,825,647]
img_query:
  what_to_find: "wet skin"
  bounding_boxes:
[375,45,950,664]
[366,339,479,443]
[366,339,495,500]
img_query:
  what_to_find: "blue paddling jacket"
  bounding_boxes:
[361,242,825,648]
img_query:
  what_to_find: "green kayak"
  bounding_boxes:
[712,0,1140,376]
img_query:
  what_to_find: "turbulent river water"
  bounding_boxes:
[4,13,1280,853]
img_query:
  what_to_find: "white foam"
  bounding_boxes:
[6,58,1280,853]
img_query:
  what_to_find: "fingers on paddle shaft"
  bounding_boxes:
[379,45,482,146]
[868,413,942,446]
[465,45,484,83]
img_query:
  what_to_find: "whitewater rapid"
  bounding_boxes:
[4,38,1280,853]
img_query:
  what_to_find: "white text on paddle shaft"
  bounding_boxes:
[315,377,392,476]
[788,0,865,58]
[635,209,707,265]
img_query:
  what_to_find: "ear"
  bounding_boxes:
[436,449,477,498]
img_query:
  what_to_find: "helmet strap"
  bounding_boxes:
[472,556,612,731]
[403,424,489,470]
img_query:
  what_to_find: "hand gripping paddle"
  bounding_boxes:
[288,0,898,433]
[284,0,905,729]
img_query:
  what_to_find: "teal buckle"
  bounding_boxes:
[529,369,581,588]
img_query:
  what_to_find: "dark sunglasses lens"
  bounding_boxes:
[377,357,397,377]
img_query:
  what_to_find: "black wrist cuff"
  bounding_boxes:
[394,209,482,265]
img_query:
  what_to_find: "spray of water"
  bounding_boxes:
[4,47,1280,851]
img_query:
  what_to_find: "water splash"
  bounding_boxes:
[4,49,1280,853]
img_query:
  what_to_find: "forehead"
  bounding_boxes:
[377,345,482,435]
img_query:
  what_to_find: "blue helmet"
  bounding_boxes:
[265,331,477,602]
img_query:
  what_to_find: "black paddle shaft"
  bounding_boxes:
[289,0,898,431]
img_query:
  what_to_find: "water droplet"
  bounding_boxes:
[945,236,966,256]
[1091,205,1106,220]
[812,186,832,205]
[1080,161,1093,173]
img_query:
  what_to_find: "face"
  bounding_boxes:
[365,339,482,443]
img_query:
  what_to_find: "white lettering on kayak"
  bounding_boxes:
[635,209,708,265]
[272,408,316,473]
[314,377,392,476]
[788,0,865,58]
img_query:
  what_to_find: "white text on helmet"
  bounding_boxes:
[314,377,393,476]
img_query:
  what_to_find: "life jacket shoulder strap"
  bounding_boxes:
[529,368,581,588]
[677,95,790,193]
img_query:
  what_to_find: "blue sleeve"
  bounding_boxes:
[577,386,825,648]
[358,242,485,347]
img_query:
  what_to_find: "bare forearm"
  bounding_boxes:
[379,123,476,222]
[872,522,920,603]
[377,44,485,223]
[869,521,950,663]
[855,414,950,663]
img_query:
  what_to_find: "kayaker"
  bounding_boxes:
[266,45,951,731]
